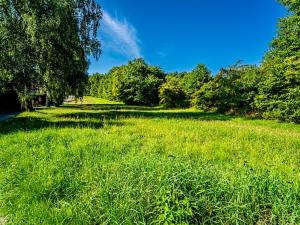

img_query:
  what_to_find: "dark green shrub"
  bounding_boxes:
[193,64,262,114]
[118,59,165,106]
[181,64,212,98]
[159,77,188,108]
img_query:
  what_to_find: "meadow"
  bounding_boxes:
[0,97,299,224]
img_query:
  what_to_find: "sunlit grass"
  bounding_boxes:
[0,97,299,224]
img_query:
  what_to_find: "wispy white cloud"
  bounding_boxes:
[101,10,142,59]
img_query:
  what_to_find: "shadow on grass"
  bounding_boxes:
[61,104,236,121]
[0,104,237,135]
[61,104,162,111]
[0,117,124,135]
[58,109,235,121]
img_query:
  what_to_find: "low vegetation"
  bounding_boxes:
[0,97,299,224]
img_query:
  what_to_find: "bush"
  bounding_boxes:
[255,58,300,123]
[255,86,300,123]
[192,64,262,114]
[192,81,218,111]
[159,77,188,108]
[181,64,212,98]
[118,59,165,106]
[88,59,166,106]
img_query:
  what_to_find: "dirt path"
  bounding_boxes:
[0,112,18,122]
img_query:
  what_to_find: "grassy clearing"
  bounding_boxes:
[0,97,300,224]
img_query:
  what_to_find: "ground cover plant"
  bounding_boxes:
[0,97,299,224]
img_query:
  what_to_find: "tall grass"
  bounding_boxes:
[0,97,299,224]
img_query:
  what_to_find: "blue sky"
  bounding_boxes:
[89,0,286,75]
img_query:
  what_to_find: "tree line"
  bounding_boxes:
[0,0,102,111]
[88,0,300,123]
[0,0,299,123]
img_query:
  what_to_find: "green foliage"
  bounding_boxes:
[278,0,300,11]
[159,76,188,108]
[192,81,218,111]
[193,64,262,114]
[181,64,212,97]
[0,0,102,110]
[1,0,299,124]
[88,66,127,101]
[118,59,165,106]
[89,59,165,106]
[255,1,300,123]
[159,65,212,108]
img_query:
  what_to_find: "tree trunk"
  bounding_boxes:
[22,85,33,111]
[46,90,50,107]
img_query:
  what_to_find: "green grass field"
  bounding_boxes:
[0,97,299,224]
